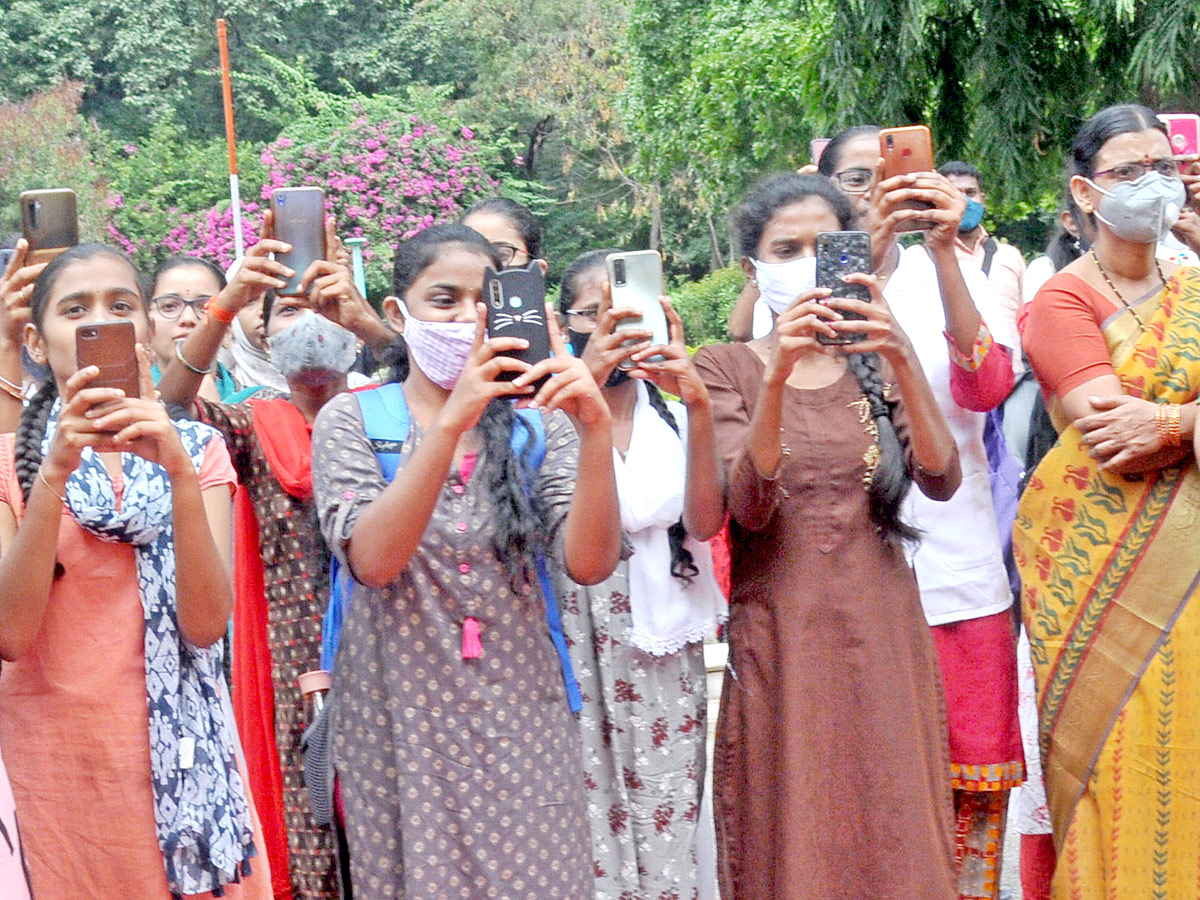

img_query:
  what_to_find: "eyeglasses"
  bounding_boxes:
[562,307,600,332]
[831,168,874,193]
[150,294,210,320]
[1091,159,1182,182]
[491,242,531,266]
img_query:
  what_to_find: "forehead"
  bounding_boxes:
[762,196,842,239]
[409,246,492,291]
[49,255,141,301]
[946,173,981,194]
[567,266,608,310]
[462,211,526,248]
[833,133,881,172]
[154,264,220,296]
[1093,128,1173,170]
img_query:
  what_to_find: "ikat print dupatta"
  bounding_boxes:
[1014,268,1200,851]
[41,402,256,896]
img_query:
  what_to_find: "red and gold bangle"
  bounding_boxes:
[206,296,237,325]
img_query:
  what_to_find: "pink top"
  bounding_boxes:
[0,433,271,900]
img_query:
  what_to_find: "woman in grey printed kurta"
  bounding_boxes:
[310,224,622,899]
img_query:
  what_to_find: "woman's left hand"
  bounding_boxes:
[628,297,710,408]
[514,303,612,429]
[88,346,193,474]
[1076,394,1163,470]
[821,273,915,367]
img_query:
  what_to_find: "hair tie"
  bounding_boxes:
[870,398,889,420]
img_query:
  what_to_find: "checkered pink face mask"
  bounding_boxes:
[399,301,476,390]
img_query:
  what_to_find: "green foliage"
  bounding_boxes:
[0,82,108,240]
[669,265,744,347]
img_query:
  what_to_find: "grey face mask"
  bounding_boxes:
[1085,172,1187,245]
[267,310,357,385]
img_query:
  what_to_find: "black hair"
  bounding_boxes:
[641,384,701,584]
[733,173,916,544]
[557,248,620,314]
[462,197,544,260]
[936,160,983,192]
[817,125,880,178]
[261,290,278,329]
[150,255,227,295]
[1046,192,1087,271]
[732,172,853,258]
[386,225,545,591]
[1071,103,1165,178]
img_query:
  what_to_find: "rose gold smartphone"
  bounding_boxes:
[76,320,139,401]
[20,189,79,265]
[878,126,935,232]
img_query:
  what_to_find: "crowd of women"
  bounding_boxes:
[0,100,1198,900]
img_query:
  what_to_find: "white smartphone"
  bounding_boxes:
[605,250,669,361]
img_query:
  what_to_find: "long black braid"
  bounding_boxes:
[637,384,700,584]
[390,224,548,593]
[845,351,919,544]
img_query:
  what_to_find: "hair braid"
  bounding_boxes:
[15,379,58,504]
[476,398,548,593]
[642,384,699,584]
[845,352,919,545]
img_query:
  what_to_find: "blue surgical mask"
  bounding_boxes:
[959,198,985,233]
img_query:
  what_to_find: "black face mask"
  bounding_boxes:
[568,328,631,387]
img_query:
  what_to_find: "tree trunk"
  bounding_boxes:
[649,180,662,252]
[706,211,725,270]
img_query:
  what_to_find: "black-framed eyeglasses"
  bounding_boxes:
[562,307,600,331]
[150,293,210,320]
[1091,159,1182,182]
[491,242,531,266]
[832,168,874,192]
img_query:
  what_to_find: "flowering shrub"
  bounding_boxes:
[260,112,500,297]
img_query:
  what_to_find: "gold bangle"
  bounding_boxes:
[37,469,66,505]
[0,374,22,400]
[1169,403,1182,447]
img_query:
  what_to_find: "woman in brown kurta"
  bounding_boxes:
[693,173,961,900]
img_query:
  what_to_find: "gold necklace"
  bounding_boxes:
[1090,247,1166,333]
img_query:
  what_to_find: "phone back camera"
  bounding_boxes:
[78,326,98,340]
[886,135,894,149]
[489,281,504,309]
[839,252,850,265]
[612,259,627,287]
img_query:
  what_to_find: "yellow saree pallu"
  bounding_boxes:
[1015,268,1200,899]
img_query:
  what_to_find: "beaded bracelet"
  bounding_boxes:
[205,296,237,325]
[174,338,214,376]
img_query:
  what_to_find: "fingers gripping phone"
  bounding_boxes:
[606,250,669,365]
[815,231,872,346]
[485,261,552,390]
[270,187,326,295]
[76,320,140,401]
[20,189,79,265]
[878,126,935,232]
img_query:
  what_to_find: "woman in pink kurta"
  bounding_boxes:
[0,244,271,899]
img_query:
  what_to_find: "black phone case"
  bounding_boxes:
[815,231,872,345]
[484,263,551,388]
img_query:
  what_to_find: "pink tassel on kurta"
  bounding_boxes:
[462,617,482,659]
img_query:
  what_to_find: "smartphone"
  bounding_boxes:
[878,126,935,232]
[606,250,669,365]
[485,261,551,389]
[810,138,831,167]
[20,189,78,265]
[76,320,139,401]
[270,187,325,295]
[1158,113,1200,159]
[815,231,872,345]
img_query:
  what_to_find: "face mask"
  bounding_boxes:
[752,255,817,316]
[959,198,985,233]
[1085,172,1186,244]
[568,328,630,386]
[400,301,476,390]
[267,310,357,384]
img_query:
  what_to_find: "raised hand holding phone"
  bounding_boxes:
[629,298,710,408]
[0,239,48,348]
[514,303,612,428]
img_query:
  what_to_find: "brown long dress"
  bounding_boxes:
[693,343,958,900]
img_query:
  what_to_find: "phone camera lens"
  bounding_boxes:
[839,253,849,265]
[489,282,503,309]
[886,135,894,148]
[613,260,626,286]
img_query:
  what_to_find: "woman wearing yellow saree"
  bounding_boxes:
[1018,104,1200,898]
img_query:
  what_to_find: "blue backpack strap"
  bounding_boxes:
[512,409,582,713]
[321,385,412,667]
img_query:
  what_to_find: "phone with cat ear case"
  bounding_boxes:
[484,261,551,389]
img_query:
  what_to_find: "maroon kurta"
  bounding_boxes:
[694,343,958,900]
